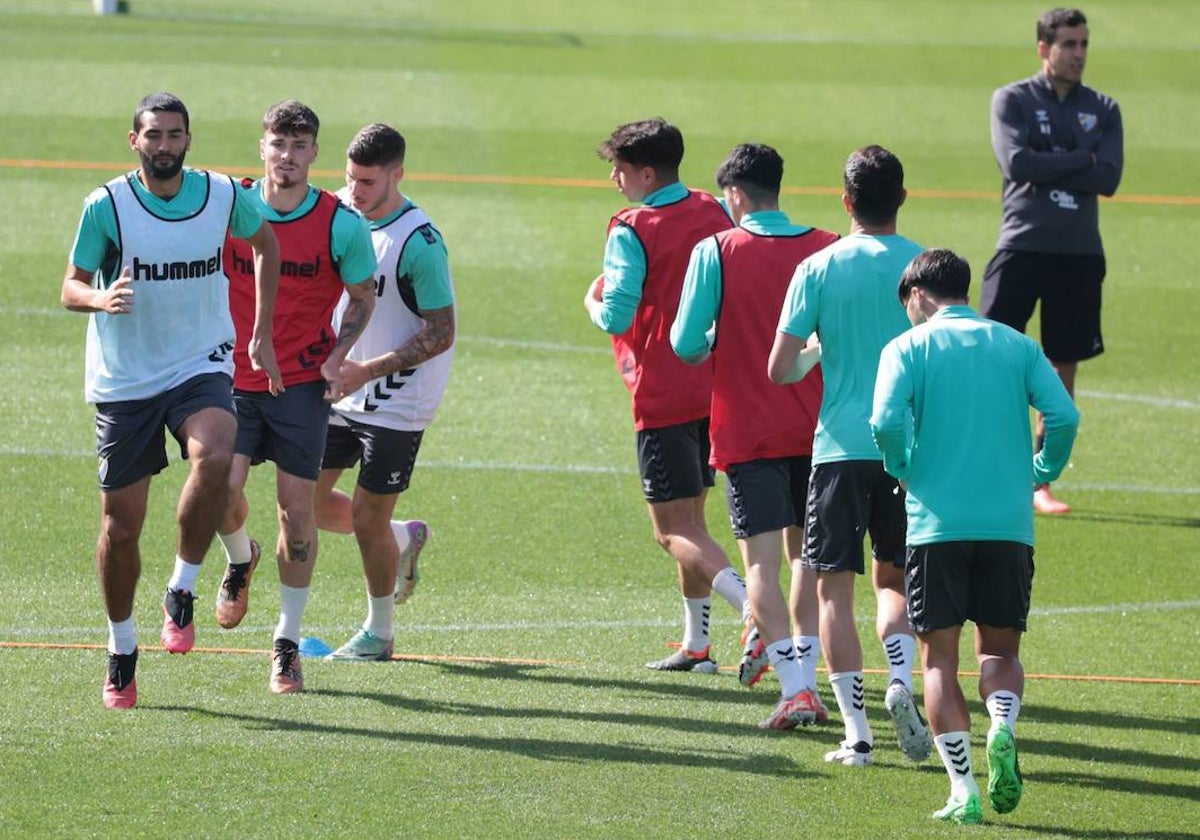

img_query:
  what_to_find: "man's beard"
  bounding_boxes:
[141,149,186,180]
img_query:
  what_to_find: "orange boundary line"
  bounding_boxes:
[3,640,1197,684]
[3,158,1199,206]
[0,640,574,667]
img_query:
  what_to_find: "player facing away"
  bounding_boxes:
[214,100,377,693]
[314,123,456,661]
[61,92,281,709]
[768,146,932,767]
[871,249,1079,824]
[982,7,1122,515]
[583,118,753,673]
[671,143,838,726]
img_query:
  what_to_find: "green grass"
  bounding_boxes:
[1,1,1198,838]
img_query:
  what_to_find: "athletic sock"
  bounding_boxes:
[883,632,918,691]
[935,731,980,798]
[217,527,254,566]
[108,617,136,656]
[364,594,396,640]
[681,597,712,653]
[274,584,310,644]
[166,555,202,594]
[711,566,748,616]
[793,634,821,689]
[829,671,873,746]
[767,638,804,697]
[390,520,411,554]
[985,690,1023,735]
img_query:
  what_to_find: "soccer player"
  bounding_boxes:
[315,124,455,661]
[871,249,1079,824]
[61,92,281,709]
[214,100,377,693]
[983,7,1122,515]
[768,146,931,767]
[583,118,751,673]
[671,143,838,726]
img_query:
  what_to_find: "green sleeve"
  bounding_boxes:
[591,222,646,335]
[870,338,914,480]
[1029,344,1081,484]
[332,206,378,285]
[68,188,118,273]
[399,225,454,311]
[777,259,820,338]
[670,236,721,363]
[228,182,266,240]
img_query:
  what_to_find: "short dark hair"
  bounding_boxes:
[898,249,971,303]
[347,123,406,168]
[715,143,783,204]
[133,92,189,133]
[1037,8,1087,44]
[844,145,905,227]
[597,118,684,176]
[263,100,320,139]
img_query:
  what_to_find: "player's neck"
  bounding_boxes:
[137,168,183,200]
[261,179,310,215]
[364,191,406,222]
[850,218,897,236]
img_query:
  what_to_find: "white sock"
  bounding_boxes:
[167,556,202,594]
[391,520,411,553]
[883,633,918,691]
[711,566,748,616]
[681,597,712,653]
[274,584,310,644]
[767,638,804,697]
[935,731,980,798]
[108,617,137,655]
[364,594,395,639]
[985,690,1022,735]
[218,527,254,566]
[829,671,873,746]
[793,634,821,689]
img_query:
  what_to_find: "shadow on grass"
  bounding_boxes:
[1009,824,1200,840]
[1019,737,1199,784]
[1014,702,1200,737]
[1065,510,1200,529]
[147,704,814,779]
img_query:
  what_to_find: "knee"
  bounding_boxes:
[100,513,142,548]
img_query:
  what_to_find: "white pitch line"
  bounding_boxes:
[6,599,1200,640]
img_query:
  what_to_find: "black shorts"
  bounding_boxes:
[725,456,812,539]
[636,418,715,503]
[980,249,1106,363]
[905,540,1035,635]
[323,416,424,496]
[803,460,906,573]
[94,373,234,492]
[233,380,329,481]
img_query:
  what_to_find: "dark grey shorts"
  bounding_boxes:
[323,417,424,496]
[725,456,811,540]
[233,380,329,480]
[803,460,906,573]
[636,418,715,503]
[95,373,234,491]
[905,540,1035,634]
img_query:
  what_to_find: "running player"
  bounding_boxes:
[213,100,377,694]
[769,145,931,767]
[316,123,456,661]
[61,92,281,709]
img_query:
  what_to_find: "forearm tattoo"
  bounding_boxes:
[368,306,455,379]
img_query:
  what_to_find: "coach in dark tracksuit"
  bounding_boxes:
[981,7,1122,517]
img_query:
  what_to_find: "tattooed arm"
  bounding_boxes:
[338,303,456,396]
[321,277,376,401]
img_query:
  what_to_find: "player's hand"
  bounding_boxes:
[584,275,605,307]
[321,356,345,403]
[249,337,284,396]
[336,359,372,397]
[96,267,134,314]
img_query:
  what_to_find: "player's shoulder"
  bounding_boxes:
[1076,82,1120,111]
